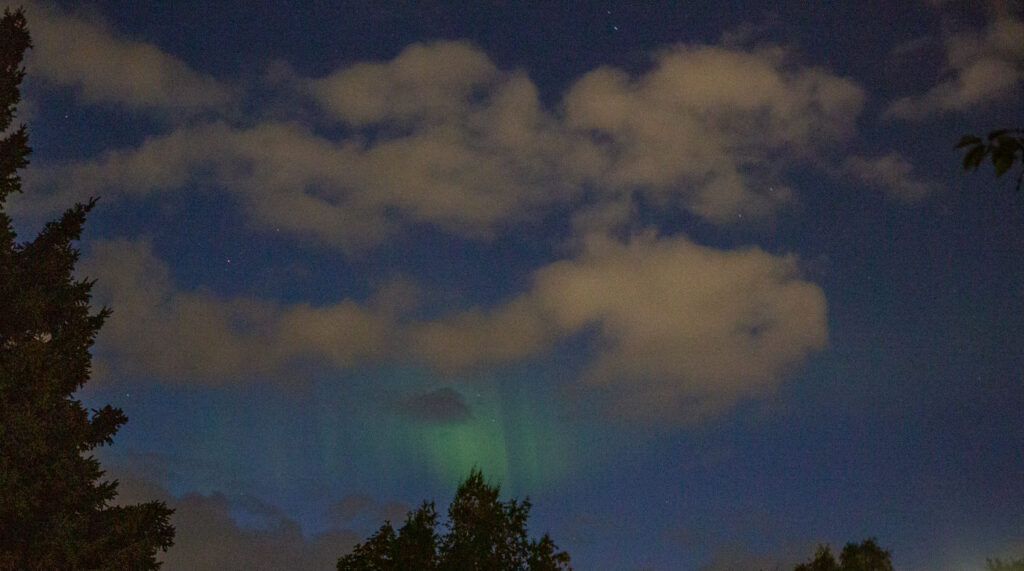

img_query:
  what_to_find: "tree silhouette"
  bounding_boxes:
[987,556,1024,571]
[0,8,174,569]
[794,538,893,571]
[957,129,1024,193]
[337,469,570,570]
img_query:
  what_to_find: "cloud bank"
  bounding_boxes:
[26,3,839,425]
[409,234,827,422]
[887,6,1024,118]
[81,235,825,424]
[15,9,865,249]
[79,239,395,384]
[24,2,231,113]
[108,464,357,570]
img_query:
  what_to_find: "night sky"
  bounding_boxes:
[5,1,1024,569]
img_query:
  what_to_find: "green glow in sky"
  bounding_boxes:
[305,366,576,495]
[406,375,572,492]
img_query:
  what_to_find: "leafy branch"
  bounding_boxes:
[957,128,1024,193]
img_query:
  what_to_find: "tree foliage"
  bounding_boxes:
[337,469,571,570]
[987,556,1024,571]
[794,538,893,571]
[957,128,1024,192]
[0,8,174,569]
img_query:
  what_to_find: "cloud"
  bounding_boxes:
[409,233,828,423]
[307,40,576,239]
[78,237,547,387]
[78,238,395,384]
[15,39,867,248]
[562,44,865,223]
[22,3,231,113]
[886,7,1024,118]
[17,111,561,251]
[309,41,501,127]
[406,296,553,373]
[16,121,397,250]
[78,234,825,425]
[388,387,473,424]
[308,40,864,230]
[842,152,935,202]
[327,494,410,527]
[107,465,357,571]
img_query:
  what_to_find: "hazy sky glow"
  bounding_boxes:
[6,1,1024,569]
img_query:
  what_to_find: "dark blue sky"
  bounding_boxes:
[6,1,1024,569]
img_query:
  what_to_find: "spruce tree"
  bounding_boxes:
[0,8,174,569]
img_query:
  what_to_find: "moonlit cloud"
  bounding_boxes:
[23,3,230,113]
[21,14,843,424]
[80,234,825,424]
[8,3,848,428]
[409,233,828,423]
[19,121,407,250]
[15,38,868,248]
[562,45,865,223]
[308,40,575,239]
[309,41,501,126]
[533,235,827,423]
[406,296,553,373]
[79,239,397,384]
[886,7,1024,118]
[842,152,936,202]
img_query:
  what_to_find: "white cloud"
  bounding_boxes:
[408,233,828,423]
[842,152,935,202]
[17,108,566,250]
[17,121,397,250]
[886,8,1024,118]
[308,41,576,240]
[406,297,553,373]
[79,234,826,425]
[19,24,845,423]
[310,41,501,126]
[79,239,396,384]
[562,45,865,223]
[21,3,230,113]
[15,39,867,248]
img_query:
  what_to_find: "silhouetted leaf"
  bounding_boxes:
[993,149,1015,177]
[994,135,1021,151]
[963,145,988,170]
[955,135,982,148]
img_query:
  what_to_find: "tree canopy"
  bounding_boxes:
[0,8,174,568]
[337,469,570,570]
[793,538,894,571]
[987,556,1024,571]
